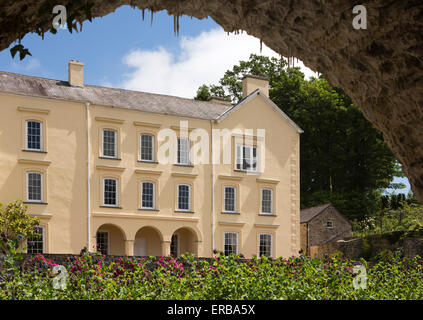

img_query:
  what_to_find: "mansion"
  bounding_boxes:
[0,61,302,258]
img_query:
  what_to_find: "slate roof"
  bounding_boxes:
[0,71,233,120]
[300,203,332,223]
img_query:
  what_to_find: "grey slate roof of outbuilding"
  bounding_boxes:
[300,203,332,223]
[0,71,234,120]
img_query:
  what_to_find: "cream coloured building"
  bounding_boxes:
[0,61,302,258]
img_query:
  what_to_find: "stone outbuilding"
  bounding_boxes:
[300,203,352,254]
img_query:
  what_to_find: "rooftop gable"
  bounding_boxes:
[216,89,303,134]
[300,203,352,226]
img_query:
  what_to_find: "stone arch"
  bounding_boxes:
[134,226,163,256]
[96,223,126,256]
[1,1,422,201]
[171,226,199,257]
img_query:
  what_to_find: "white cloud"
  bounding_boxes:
[9,57,41,73]
[120,28,317,98]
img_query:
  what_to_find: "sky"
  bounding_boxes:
[0,5,411,195]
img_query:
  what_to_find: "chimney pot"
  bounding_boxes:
[68,60,84,87]
[242,74,269,98]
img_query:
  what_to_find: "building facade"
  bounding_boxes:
[300,203,352,254]
[0,61,302,258]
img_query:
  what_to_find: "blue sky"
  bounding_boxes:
[0,5,411,195]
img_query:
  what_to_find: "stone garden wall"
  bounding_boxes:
[309,235,423,260]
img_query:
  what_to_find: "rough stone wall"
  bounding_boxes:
[309,236,423,259]
[0,1,422,202]
[307,207,352,247]
[404,238,423,259]
[300,223,307,253]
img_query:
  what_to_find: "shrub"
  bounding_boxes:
[1,251,423,300]
[0,201,40,254]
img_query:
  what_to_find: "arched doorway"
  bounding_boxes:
[96,224,125,256]
[170,227,198,257]
[134,226,162,256]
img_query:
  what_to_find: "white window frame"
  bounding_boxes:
[25,120,43,151]
[236,144,258,172]
[140,134,155,162]
[224,232,239,255]
[258,233,273,257]
[141,181,155,209]
[96,231,110,255]
[101,129,118,158]
[177,138,190,165]
[102,178,118,207]
[261,188,273,215]
[326,220,334,229]
[26,171,43,203]
[223,186,237,213]
[27,226,44,254]
[177,184,191,211]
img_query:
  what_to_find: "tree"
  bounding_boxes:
[0,201,40,254]
[195,54,401,221]
[194,84,227,101]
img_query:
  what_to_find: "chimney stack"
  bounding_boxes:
[68,60,84,87]
[242,74,269,98]
[208,96,232,106]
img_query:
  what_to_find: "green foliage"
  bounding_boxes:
[0,201,40,253]
[194,84,227,101]
[1,253,423,300]
[197,54,400,220]
[353,197,423,237]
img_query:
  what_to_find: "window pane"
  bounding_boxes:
[96,232,108,255]
[262,189,273,213]
[177,138,190,164]
[141,135,154,161]
[27,226,43,254]
[224,187,236,212]
[142,182,154,208]
[27,172,42,201]
[103,130,116,157]
[224,232,238,255]
[259,234,272,257]
[238,145,258,171]
[27,121,41,150]
[178,185,190,210]
[236,145,242,170]
[104,179,117,205]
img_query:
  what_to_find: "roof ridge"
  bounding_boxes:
[0,70,233,120]
[0,70,222,105]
